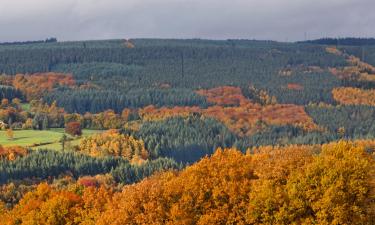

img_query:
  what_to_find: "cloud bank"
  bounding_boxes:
[0,0,373,42]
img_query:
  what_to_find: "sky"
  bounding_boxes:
[0,0,373,42]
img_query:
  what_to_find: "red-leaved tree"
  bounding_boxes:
[65,122,82,136]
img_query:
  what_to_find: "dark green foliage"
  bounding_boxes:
[0,38,57,46]
[268,72,341,105]
[306,105,375,139]
[44,88,208,113]
[124,114,374,163]
[241,72,342,105]
[32,112,64,129]
[234,125,336,150]
[0,150,180,185]
[0,39,347,109]
[52,62,142,82]
[299,38,375,46]
[341,45,375,70]
[340,78,375,90]
[0,85,24,101]
[124,116,237,163]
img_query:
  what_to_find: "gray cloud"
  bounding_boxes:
[0,0,373,42]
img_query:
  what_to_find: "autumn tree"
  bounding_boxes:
[284,141,374,224]
[0,142,374,224]
[98,148,256,225]
[332,87,375,106]
[98,143,374,224]
[0,146,28,161]
[12,73,76,101]
[79,130,148,162]
[65,122,82,137]
[0,183,83,224]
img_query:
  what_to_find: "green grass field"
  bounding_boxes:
[0,129,102,150]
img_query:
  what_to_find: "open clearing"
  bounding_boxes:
[0,129,102,150]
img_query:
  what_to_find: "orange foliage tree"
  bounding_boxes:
[12,73,75,101]
[0,145,28,161]
[97,148,256,225]
[332,87,375,106]
[96,142,374,224]
[0,183,115,225]
[0,141,374,224]
[140,86,317,136]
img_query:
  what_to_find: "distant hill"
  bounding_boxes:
[0,37,57,46]
[298,37,375,46]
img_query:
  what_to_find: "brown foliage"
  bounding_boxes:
[65,122,82,136]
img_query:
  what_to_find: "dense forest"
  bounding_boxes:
[0,38,374,224]
[299,37,375,46]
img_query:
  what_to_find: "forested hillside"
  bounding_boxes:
[0,38,374,224]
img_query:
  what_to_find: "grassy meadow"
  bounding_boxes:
[0,129,102,150]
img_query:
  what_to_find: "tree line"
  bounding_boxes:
[0,150,181,185]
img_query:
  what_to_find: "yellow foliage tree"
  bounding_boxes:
[332,87,375,106]
[79,130,148,162]
[285,141,374,224]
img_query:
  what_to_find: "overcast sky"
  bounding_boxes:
[0,0,373,42]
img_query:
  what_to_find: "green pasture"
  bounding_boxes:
[0,129,102,150]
